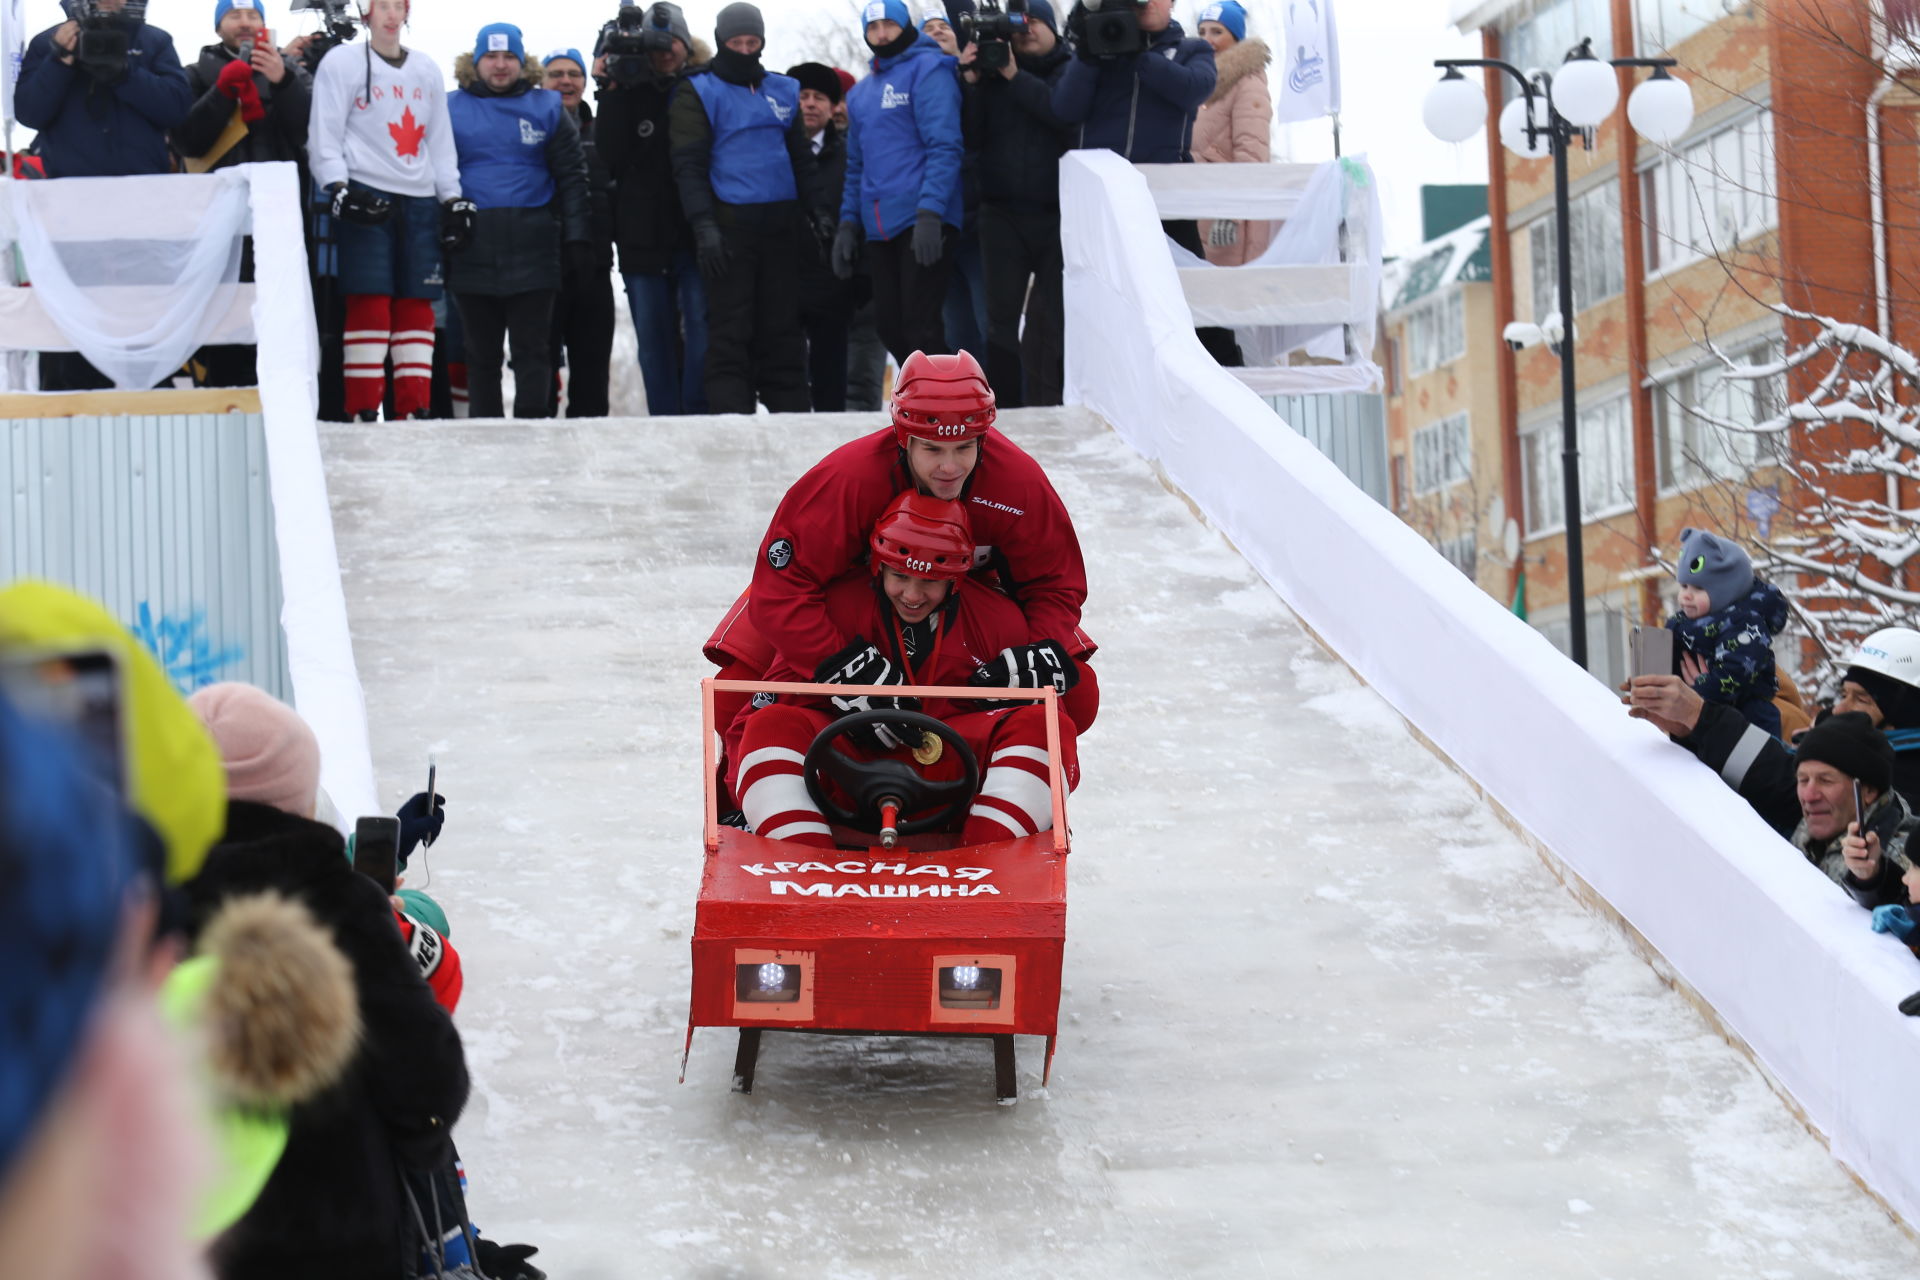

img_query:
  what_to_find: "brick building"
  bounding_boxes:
[1426,0,1913,686]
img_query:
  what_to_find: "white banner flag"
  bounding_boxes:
[1,0,24,131]
[1276,0,1340,124]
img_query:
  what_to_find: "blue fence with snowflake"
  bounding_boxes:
[1,411,292,700]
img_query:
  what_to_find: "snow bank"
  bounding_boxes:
[1061,147,1920,1226]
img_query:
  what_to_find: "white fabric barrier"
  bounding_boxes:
[1061,146,1920,1226]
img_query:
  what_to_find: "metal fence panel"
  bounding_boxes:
[0,412,290,700]
[1265,392,1389,506]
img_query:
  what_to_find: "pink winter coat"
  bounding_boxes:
[1194,37,1273,266]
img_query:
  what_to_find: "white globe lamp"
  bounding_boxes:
[1553,49,1619,128]
[1423,69,1486,144]
[1627,67,1694,144]
[1499,95,1550,158]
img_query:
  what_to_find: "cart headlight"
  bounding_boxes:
[737,962,801,1003]
[938,965,1002,1009]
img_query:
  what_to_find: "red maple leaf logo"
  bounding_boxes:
[389,106,425,159]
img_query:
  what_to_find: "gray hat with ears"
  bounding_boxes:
[1676,526,1754,613]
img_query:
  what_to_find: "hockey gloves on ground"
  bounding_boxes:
[831,220,860,280]
[1873,904,1918,942]
[970,639,1080,697]
[694,220,730,282]
[329,183,393,227]
[396,790,445,864]
[215,57,266,121]
[815,639,920,752]
[911,209,945,267]
[440,198,478,253]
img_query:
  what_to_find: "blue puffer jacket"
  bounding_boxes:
[15,9,192,178]
[1666,578,1789,714]
[840,35,964,241]
[1051,20,1215,163]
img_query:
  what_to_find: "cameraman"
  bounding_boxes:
[963,0,1071,407]
[16,0,192,178]
[1053,0,1237,364]
[595,1,711,416]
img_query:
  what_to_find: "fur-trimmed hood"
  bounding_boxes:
[1206,36,1269,104]
[453,50,546,89]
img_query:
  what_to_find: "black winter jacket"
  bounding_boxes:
[446,76,591,297]
[177,41,312,169]
[1051,19,1215,164]
[966,41,1073,211]
[16,15,193,177]
[572,100,617,273]
[595,49,708,275]
[186,802,469,1280]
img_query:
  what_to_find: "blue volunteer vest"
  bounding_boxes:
[448,86,563,210]
[690,71,800,206]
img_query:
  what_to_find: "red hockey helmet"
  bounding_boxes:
[869,492,975,581]
[890,350,995,447]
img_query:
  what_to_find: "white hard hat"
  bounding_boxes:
[1848,627,1920,689]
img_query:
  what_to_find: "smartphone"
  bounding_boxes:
[0,648,126,795]
[1629,626,1676,679]
[423,757,438,847]
[354,816,402,895]
[1853,780,1865,844]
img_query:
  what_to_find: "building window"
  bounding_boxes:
[1438,531,1478,578]
[1642,110,1775,274]
[1637,0,1735,52]
[1501,0,1613,100]
[1529,181,1625,323]
[1656,336,1786,492]
[1412,412,1472,495]
[1520,394,1635,533]
[1406,292,1466,377]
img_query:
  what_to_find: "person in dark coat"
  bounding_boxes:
[596,3,710,415]
[447,25,592,419]
[789,60,858,413]
[670,3,821,415]
[542,47,616,418]
[963,0,1071,407]
[15,0,193,178]
[183,682,469,1280]
[176,0,311,170]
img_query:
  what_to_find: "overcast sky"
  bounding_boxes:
[15,0,1490,252]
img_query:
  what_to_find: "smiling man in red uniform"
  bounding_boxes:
[729,491,1081,848]
[709,348,1097,733]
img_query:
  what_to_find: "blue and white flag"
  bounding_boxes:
[1276,0,1340,124]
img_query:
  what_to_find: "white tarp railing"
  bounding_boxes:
[1128,156,1383,396]
[1061,145,1920,1228]
[0,163,376,827]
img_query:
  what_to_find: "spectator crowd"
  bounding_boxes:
[13,0,1274,418]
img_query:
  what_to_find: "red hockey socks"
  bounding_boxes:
[962,710,1057,843]
[449,362,469,418]
[390,297,436,420]
[737,707,837,847]
[343,293,391,418]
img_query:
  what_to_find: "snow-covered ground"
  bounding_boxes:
[322,407,1920,1279]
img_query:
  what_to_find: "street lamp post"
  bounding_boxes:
[1423,42,1693,671]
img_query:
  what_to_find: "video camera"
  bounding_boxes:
[287,0,358,71]
[596,2,679,84]
[958,0,1029,74]
[71,0,145,84]
[1070,0,1147,60]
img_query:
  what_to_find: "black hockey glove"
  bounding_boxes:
[815,639,920,751]
[474,1238,547,1280]
[328,183,393,226]
[830,220,860,281]
[439,197,477,253]
[969,639,1080,696]
[395,790,445,863]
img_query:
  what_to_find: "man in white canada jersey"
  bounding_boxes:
[308,0,465,421]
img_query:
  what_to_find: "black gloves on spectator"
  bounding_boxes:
[329,183,393,226]
[911,209,944,267]
[815,638,920,751]
[395,790,445,864]
[831,220,860,280]
[970,640,1080,696]
[473,1238,546,1280]
[439,198,477,253]
[693,220,730,281]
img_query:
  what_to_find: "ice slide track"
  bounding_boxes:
[321,408,1920,1279]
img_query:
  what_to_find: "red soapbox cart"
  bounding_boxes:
[681,677,1072,1100]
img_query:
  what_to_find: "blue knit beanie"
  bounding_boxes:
[0,695,141,1184]
[212,0,259,31]
[1197,0,1247,41]
[1676,526,1754,613]
[542,47,586,73]
[862,0,913,30]
[1025,0,1057,33]
[474,22,525,64]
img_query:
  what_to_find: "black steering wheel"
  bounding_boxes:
[802,710,981,836]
